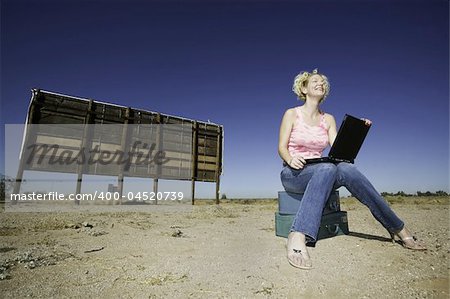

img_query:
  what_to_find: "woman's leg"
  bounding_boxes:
[281,163,338,242]
[281,162,338,268]
[333,162,404,233]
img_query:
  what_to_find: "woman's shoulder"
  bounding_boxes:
[283,107,299,119]
[322,112,337,127]
[322,112,335,120]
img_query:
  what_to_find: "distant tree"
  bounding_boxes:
[436,190,449,196]
[416,191,448,197]
[0,174,15,201]
[221,193,227,200]
[383,191,418,197]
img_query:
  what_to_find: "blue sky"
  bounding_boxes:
[1,0,449,198]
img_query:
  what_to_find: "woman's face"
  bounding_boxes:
[304,74,325,99]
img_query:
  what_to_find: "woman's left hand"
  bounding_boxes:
[361,118,372,126]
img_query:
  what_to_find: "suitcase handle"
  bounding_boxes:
[329,201,338,210]
[325,224,340,235]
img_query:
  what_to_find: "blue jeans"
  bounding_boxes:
[280,162,404,243]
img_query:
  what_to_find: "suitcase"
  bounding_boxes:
[275,211,349,240]
[278,190,340,215]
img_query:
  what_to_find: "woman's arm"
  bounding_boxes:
[325,114,338,146]
[278,109,306,169]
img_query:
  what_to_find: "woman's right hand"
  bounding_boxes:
[288,155,307,169]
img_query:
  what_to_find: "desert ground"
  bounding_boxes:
[0,196,449,298]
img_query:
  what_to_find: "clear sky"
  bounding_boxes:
[1,0,449,198]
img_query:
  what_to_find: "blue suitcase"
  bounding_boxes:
[275,211,349,240]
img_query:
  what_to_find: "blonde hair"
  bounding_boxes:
[292,68,330,102]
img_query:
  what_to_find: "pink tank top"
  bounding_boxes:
[288,107,329,159]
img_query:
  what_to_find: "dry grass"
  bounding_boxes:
[187,205,239,219]
[342,195,449,206]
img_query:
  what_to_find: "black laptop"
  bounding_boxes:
[305,114,371,164]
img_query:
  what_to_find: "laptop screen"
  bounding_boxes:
[329,114,371,162]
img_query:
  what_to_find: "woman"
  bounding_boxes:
[278,69,426,270]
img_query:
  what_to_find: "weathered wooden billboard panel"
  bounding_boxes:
[13,89,223,204]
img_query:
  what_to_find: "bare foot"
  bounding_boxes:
[286,231,312,269]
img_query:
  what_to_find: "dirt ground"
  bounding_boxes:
[0,197,449,298]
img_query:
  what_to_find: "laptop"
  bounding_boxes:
[305,114,371,164]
